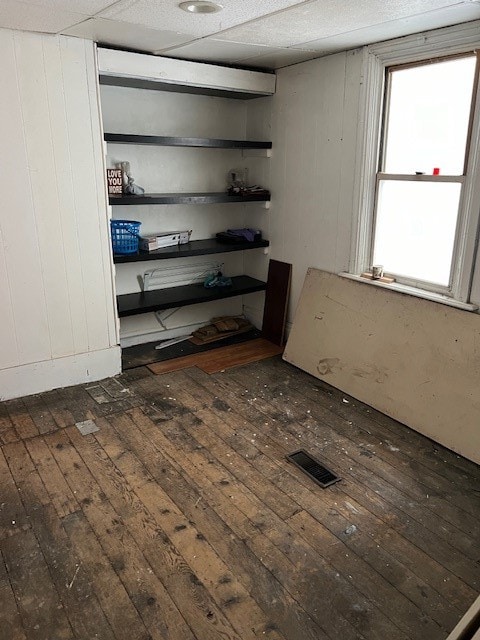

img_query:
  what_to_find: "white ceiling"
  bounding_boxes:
[2,0,480,69]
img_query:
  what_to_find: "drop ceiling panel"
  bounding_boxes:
[19,0,118,12]
[100,0,309,37]
[159,38,281,63]
[216,0,472,47]
[0,0,87,33]
[291,2,480,53]
[1,0,478,71]
[64,17,191,52]
[238,48,319,69]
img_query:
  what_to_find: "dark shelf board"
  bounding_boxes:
[99,74,272,100]
[104,133,272,149]
[117,275,266,317]
[114,238,270,263]
[109,192,270,205]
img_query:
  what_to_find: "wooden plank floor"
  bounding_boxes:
[1,358,479,640]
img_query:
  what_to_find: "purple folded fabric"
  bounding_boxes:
[226,228,257,242]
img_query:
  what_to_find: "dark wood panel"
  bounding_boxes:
[104,133,272,149]
[117,275,266,317]
[109,191,270,205]
[114,238,269,263]
[262,259,292,346]
[99,74,273,100]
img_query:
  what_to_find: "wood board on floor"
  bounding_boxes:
[148,338,283,375]
[283,268,480,465]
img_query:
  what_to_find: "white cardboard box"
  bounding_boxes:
[140,231,191,251]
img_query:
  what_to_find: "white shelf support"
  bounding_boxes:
[242,149,272,158]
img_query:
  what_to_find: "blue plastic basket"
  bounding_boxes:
[110,220,141,255]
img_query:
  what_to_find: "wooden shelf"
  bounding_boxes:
[109,192,270,205]
[114,238,269,263]
[99,74,272,100]
[104,133,272,149]
[117,275,266,317]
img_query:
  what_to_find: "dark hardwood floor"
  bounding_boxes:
[0,357,479,640]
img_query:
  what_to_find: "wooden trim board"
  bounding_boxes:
[148,339,283,375]
[283,268,480,465]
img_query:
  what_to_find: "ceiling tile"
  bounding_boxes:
[99,0,309,38]
[64,17,192,52]
[157,38,277,62]
[19,0,119,14]
[0,0,87,33]
[237,48,319,69]
[216,0,472,47]
[292,2,480,52]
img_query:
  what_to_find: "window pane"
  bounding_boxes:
[373,180,461,285]
[384,56,476,175]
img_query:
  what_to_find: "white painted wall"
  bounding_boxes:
[246,44,480,324]
[100,85,271,345]
[250,42,480,460]
[245,49,363,326]
[0,29,120,400]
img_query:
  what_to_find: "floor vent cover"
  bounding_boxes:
[286,449,340,488]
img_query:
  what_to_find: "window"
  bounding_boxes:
[350,24,480,307]
[374,55,477,289]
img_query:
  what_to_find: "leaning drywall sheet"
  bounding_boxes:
[283,268,480,464]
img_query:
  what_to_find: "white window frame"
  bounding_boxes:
[349,21,480,307]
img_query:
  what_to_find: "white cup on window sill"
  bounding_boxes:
[371,265,384,280]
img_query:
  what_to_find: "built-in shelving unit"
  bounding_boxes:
[109,192,270,206]
[101,55,273,322]
[104,133,272,149]
[117,275,267,317]
[113,238,270,263]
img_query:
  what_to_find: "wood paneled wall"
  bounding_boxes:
[0,29,120,399]
[244,49,363,328]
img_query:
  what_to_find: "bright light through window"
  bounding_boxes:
[373,181,461,284]
[384,57,476,175]
[373,54,477,288]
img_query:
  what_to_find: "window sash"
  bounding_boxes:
[370,175,465,294]
[350,24,480,304]
[376,173,464,183]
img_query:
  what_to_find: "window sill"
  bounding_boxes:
[339,272,479,312]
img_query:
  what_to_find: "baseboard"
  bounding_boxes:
[0,346,122,401]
